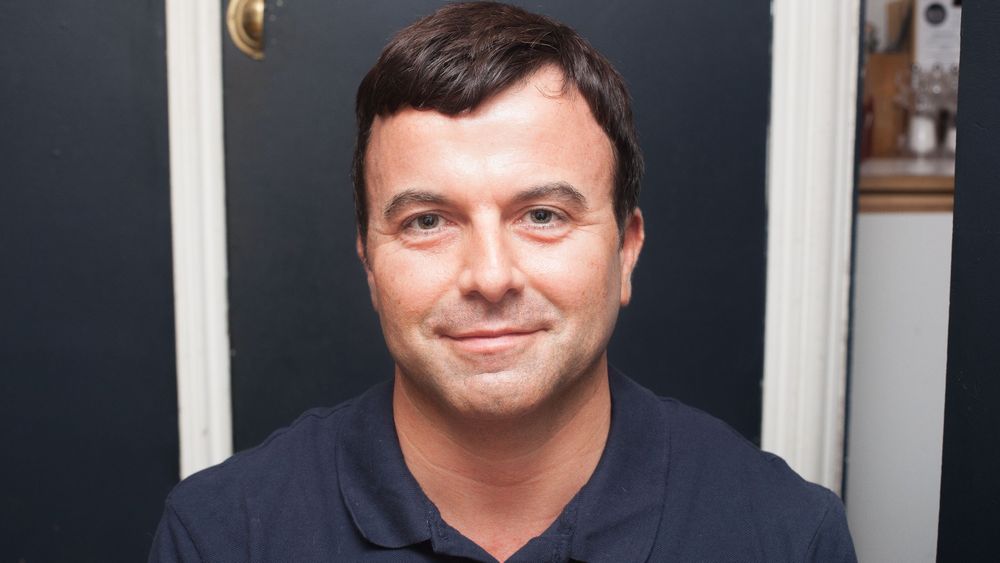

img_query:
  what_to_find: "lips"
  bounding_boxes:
[441,327,542,354]
[446,327,538,339]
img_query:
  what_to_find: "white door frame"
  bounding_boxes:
[165,0,233,478]
[762,0,861,494]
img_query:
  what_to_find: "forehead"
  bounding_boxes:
[364,67,615,207]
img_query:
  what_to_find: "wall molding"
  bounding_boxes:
[165,0,233,478]
[762,0,861,494]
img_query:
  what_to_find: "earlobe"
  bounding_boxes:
[356,232,379,311]
[619,208,645,306]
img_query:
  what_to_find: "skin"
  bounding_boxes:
[358,66,644,561]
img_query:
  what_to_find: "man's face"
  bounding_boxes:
[360,66,644,418]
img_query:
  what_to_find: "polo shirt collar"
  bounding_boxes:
[566,367,670,562]
[336,368,670,562]
[336,380,433,548]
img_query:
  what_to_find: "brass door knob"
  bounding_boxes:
[227,0,265,60]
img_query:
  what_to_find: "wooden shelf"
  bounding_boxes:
[858,157,955,212]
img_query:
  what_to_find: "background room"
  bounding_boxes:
[2,1,997,561]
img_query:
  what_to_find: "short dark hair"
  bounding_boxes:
[352,1,642,240]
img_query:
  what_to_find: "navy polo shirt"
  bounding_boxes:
[150,369,856,562]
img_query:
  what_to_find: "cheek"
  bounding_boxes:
[523,241,619,308]
[371,251,457,323]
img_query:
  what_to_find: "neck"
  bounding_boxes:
[392,363,611,562]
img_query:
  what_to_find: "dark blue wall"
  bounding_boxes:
[0,2,178,560]
[937,0,1000,557]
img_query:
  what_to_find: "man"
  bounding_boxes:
[151,3,856,561]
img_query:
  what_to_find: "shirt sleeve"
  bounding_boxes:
[148,502,202,563]
[806,490,858,563]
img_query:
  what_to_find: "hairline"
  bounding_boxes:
[352,2,641,248]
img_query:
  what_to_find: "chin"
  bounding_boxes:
[395,345,607,419]
[451,368,550,418]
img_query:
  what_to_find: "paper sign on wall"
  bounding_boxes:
[915,0,962,69]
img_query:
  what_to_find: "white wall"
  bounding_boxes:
[845,212,951,562]
[866,0,895,50]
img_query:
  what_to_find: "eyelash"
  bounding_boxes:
[518,207,566,229]
[402,213,448,235]
[400,208,567,236]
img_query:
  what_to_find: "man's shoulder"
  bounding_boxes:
[611,370,829,504]
[150,396,369,561]
[165,399,355,522]
[652,395,854,560]
[660,397,828,504]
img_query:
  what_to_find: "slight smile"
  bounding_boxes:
[442,329,543,354]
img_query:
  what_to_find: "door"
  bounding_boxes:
[937,0,1000,556]
[0,1,178,560]
[222,0,773,450]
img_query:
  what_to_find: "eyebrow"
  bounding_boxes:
[383,189,450,221]
[512,182,589,210]
[381,181,589,221]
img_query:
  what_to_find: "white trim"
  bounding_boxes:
[762,0,860,494]
[165,0,234,478]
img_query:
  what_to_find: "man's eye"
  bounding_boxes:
[410,214,440,230]
[528,209,555,224]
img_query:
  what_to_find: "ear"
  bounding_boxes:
[618,208,645,306]
[356,231,379,311]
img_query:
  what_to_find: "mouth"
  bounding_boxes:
[441,328,543,354]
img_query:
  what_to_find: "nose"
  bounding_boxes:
[457,222,526,303]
